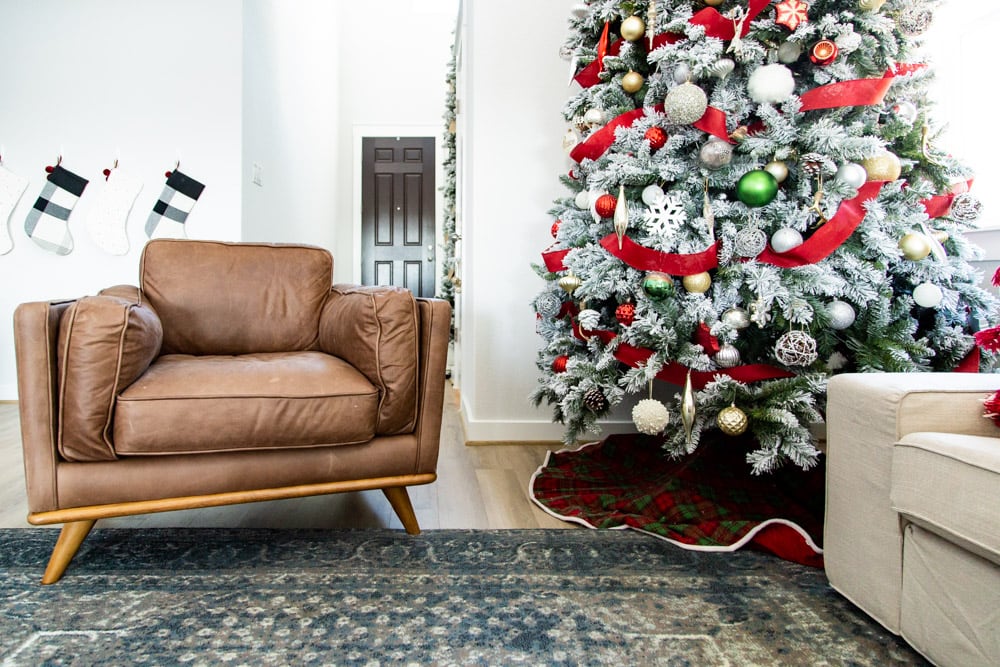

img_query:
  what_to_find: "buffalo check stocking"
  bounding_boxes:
[24,165,88,255]
[145,170,205,239]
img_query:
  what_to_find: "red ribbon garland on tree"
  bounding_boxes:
[600,235,719,275]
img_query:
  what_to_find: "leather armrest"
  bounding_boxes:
[319,285,420,435]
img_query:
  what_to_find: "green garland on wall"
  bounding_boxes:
[439,39,459,336]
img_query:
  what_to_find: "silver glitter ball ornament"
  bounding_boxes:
[699,138,733,170]
[535,291,563,318]
[950,193,983,223]
[836,163,868,189]
[715,344,741,368]
[827,300,856,330]
[722,307,751,329]
[734,227,768,258]
[664,82,708,125]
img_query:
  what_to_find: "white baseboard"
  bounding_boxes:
[459,410,634,444]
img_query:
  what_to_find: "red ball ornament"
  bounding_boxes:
[809,39,838,66]
[645,127,667,151]
[550,220,561,238]
[595,194,618,218]
[552,354,569,373]
[44,165,55,174]
[615,303,636,326]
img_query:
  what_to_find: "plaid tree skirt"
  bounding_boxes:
[529,433,826,568]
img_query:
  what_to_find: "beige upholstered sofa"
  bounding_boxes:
[825,373,1000,666]
[14,239,450,584]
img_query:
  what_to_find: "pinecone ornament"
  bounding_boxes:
[583,387,609,413]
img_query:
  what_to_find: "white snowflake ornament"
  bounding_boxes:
[644,193,686,237]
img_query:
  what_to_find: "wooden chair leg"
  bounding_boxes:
[42,519,97,585]
[382,486,421,535]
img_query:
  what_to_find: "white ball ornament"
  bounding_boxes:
[836,163,868,189]
[722,307,751,329]
[747,64,795,104]
[770,227,804,253]
[583,108,606,127]
[699,138,733,170]
[641,184,666,206]
[827,300,856,330]
[633,399,670,435]
[764,160,789,184]
[575,190,591,209]
[913,283,943,308]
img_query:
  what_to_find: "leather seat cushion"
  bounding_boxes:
[113,351,378,455]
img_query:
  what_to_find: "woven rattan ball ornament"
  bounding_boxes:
[535,291,563,318]
[717,404,749,436]
[715,343,741,368]
[734,227,768,258]
[583,387,609,413]
[665,82,708,125]
[775,330,819,366]
[633,398,670,435]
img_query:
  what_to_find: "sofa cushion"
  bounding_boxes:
[892,432,1000,565]
[140,239,333,355]
[113,351,378,455]
[319,285,419,435]
[56,294,163,462]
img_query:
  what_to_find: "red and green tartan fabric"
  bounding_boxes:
[529,433,825,568]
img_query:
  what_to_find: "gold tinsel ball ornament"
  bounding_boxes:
[862,151,902,182]
[620,15,646,42]
[683,272,712,294]
[717,404,749,436]
[899,232,932,261]
[622,70,645,94]
[633,399,670,435]
[664,82,709,125]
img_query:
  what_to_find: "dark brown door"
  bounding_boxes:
[361,137,436,298]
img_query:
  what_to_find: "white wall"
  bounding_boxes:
[243,0,456,286]
[457,0,633,441]
[0,0,242,399]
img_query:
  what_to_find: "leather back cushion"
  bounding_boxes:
[57,294,162,461]
[140,239,332,355]
[319,285,419,435]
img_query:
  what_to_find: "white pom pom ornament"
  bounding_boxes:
[633,399,670,435]
[747,64,795,104]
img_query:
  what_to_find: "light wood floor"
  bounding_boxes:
[0,384,572,531]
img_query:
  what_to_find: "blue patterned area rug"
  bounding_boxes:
[0,528,926,666]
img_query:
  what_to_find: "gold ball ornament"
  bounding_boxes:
[899,232,932,261]
[682,272,712,294]
[858,0,886,11]
[620,15,646,42]
[704,0,724,6]
[862,151,902,182]
[764,160,789,184]
[558,273,582,295]
[717,404,749,436]
[622,70,645,94]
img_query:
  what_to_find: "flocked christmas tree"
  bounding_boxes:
[531,0,1000,473]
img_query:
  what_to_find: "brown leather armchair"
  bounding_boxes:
[14,239,450,584]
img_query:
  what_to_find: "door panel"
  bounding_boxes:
[361,137,436,297]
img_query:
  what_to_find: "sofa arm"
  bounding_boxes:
[824,372,1000,634]
[319,285,421,435]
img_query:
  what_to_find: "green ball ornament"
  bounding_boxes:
[642,272,674,301]
[736,170,779,207]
